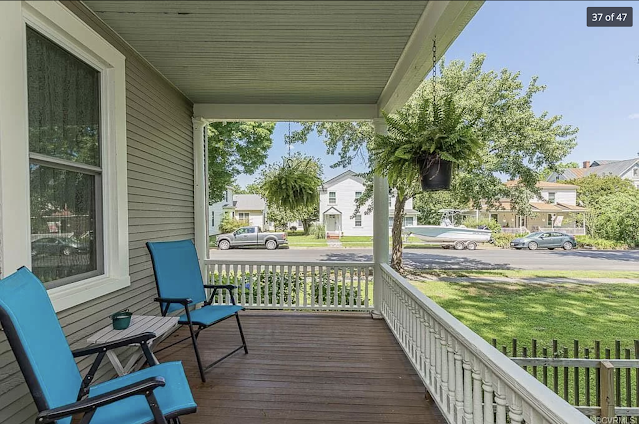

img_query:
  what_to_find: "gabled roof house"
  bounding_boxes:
[548,158,639,188]
[0,2,590,423]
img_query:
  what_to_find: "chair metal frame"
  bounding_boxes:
[147,242,248,382]
[0,267,196,424]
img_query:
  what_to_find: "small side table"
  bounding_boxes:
[87,315,179,376]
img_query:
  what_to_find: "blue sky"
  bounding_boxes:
[236,1,638,187]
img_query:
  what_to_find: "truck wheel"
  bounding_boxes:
[218,240,231,250]
[265,240,278,250]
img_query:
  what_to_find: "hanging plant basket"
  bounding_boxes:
[419,155,453,191]
[261,155,322,211]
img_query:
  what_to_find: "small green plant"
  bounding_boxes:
[312,273,362,306]
[575,235,628,250]
[309,223,326,239]
[209,270,302,305]
[218,215,245,234]
[491,232,528,248]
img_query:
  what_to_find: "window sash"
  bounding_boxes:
[328,192,336,203]
[354,215,362,227]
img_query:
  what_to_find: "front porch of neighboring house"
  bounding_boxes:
[323,207,343,239]
[0,1,591,423]
[471,204,587,235]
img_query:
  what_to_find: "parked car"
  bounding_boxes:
[510,231,576,251]
[216,226,288,250]
[31,237,87,256]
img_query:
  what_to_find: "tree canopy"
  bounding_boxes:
[289,54,578,271]
[207,122,275,202]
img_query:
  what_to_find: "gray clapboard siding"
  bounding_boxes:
[0,2,194,422]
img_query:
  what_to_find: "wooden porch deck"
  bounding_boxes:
[154,312,445,424]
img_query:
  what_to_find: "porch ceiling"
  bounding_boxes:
[83,0,483,118]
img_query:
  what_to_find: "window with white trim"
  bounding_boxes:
[354,214,362,227]
[547,214,554,226]
[27,27,104,288]
[548,192,556,204]
[354,191,362,202]
[403,216,414,227]
[0,1,130,311]
[238,212,250,222]
[328,191,336,204]
[490,213,499,222]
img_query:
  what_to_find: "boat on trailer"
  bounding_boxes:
[404,209,492,250]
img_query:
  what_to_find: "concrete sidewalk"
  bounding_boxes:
[410,274,639,285]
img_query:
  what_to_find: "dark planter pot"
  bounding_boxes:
[419,156,453,191]
[111,310,132,330]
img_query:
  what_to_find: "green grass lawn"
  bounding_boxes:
[413,280,639,406]
[413,280,639,351]
[286,233,327,247]
[413,269,639,279]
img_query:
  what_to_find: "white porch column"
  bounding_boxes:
[193,117,208,280]
[372,118,389,318]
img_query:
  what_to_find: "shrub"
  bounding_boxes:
[575,236,628,250]
[462,218,502,234]
[310,223,326,239]
[209,270,302,305]
[218,215,245,234]
[491,232,528,248]
[289,226,297,232]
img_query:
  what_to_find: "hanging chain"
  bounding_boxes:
[432,37,437,117]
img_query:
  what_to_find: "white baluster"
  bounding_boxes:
[454,341,464,424]
[494,380,507,424]
[472,360,483,424]
[508,393,524,424]
[434,322,442,398]
[440,328,449,407]
[463,349,474,424]
[430,316,438,389]
[448,336,456,414]
[483,369,495,424]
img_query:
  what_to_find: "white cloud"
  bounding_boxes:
[629,113,639,120]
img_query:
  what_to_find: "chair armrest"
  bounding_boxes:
[36,377,165,423]
[72,332,156,358]
[154,297,193,305]
[203,284,236,291]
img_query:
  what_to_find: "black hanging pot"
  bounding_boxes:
[418,155,453,191]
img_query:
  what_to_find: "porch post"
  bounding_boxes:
[372,118,389,318]
[193,117,208,280]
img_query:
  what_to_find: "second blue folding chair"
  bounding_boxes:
[147,239,248,382]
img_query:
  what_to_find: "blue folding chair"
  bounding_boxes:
[147,240,247,382]
[0,267,197,424]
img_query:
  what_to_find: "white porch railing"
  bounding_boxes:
[501,227,529,234]
[538,227,586,235]
[204,260,374,311]
[379,263,591,424]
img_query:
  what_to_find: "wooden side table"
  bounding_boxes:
[87,315,179,376]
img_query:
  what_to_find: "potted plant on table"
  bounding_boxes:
[370,95,482,191]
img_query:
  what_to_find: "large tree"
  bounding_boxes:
[207,122,275,202]
[290,54,578,271]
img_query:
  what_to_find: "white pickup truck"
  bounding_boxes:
[216,226,288,250]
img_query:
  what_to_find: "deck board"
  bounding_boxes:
[155,312,445,423]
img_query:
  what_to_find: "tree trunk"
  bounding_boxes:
[302,218,313,235]
[391,195,407,273]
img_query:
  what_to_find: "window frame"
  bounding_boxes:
[354,214,362,227]
[238,212,250,222]
[328,191,336,204]
[547,192,556,204]
[0,1,129,312]
[354,191,362,202]
[547,214,554,227]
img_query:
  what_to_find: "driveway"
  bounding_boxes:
[208,247,639,271]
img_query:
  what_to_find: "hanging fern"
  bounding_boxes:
[260,153,322,210]
[370,95,483,188]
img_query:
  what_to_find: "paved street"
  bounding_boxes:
[209,247,639,271]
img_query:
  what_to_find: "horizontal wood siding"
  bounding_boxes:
[0,2,194,423]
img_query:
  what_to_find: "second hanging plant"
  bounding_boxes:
[370,95,482,191]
